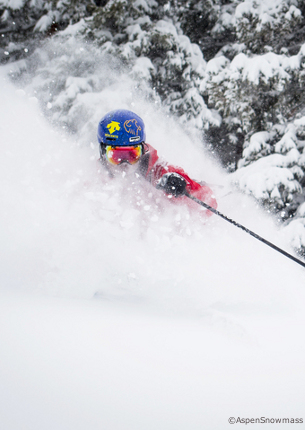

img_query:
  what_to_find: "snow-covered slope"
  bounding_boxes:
[1,72,305,429]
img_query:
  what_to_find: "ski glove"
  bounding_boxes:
[156,172,187,197]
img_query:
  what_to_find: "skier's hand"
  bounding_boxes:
[156,173,187,197]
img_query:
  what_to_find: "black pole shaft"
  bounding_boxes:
[185,192,305,269]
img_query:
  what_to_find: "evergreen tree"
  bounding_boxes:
[3,0,220,133]
[231,122,305,218]
[0,0,95,62]
[234,0,303,55]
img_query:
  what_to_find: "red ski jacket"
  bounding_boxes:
[137,143,217,218]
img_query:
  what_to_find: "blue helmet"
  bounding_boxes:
[97,109,146,146]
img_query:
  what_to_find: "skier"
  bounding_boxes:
[97,109,217,218]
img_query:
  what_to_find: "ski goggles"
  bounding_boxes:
[105,144,143,165]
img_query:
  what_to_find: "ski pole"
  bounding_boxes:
[184,191,305,269]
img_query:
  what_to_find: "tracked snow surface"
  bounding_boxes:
[1,66,305,429]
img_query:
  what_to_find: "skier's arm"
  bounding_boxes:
[150,161,218,215]
[141,144,217,216]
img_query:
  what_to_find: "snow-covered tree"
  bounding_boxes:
[175,0,225,61]
[204,46,305,136]
[231,123,305,217]
[88,0,221,128]
[0,0,95,62]
[234,0,303,55]
[3,0,221,134]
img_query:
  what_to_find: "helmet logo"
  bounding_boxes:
[124,119,142,136]
[129,136,141,142]
[107,121,121,134]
